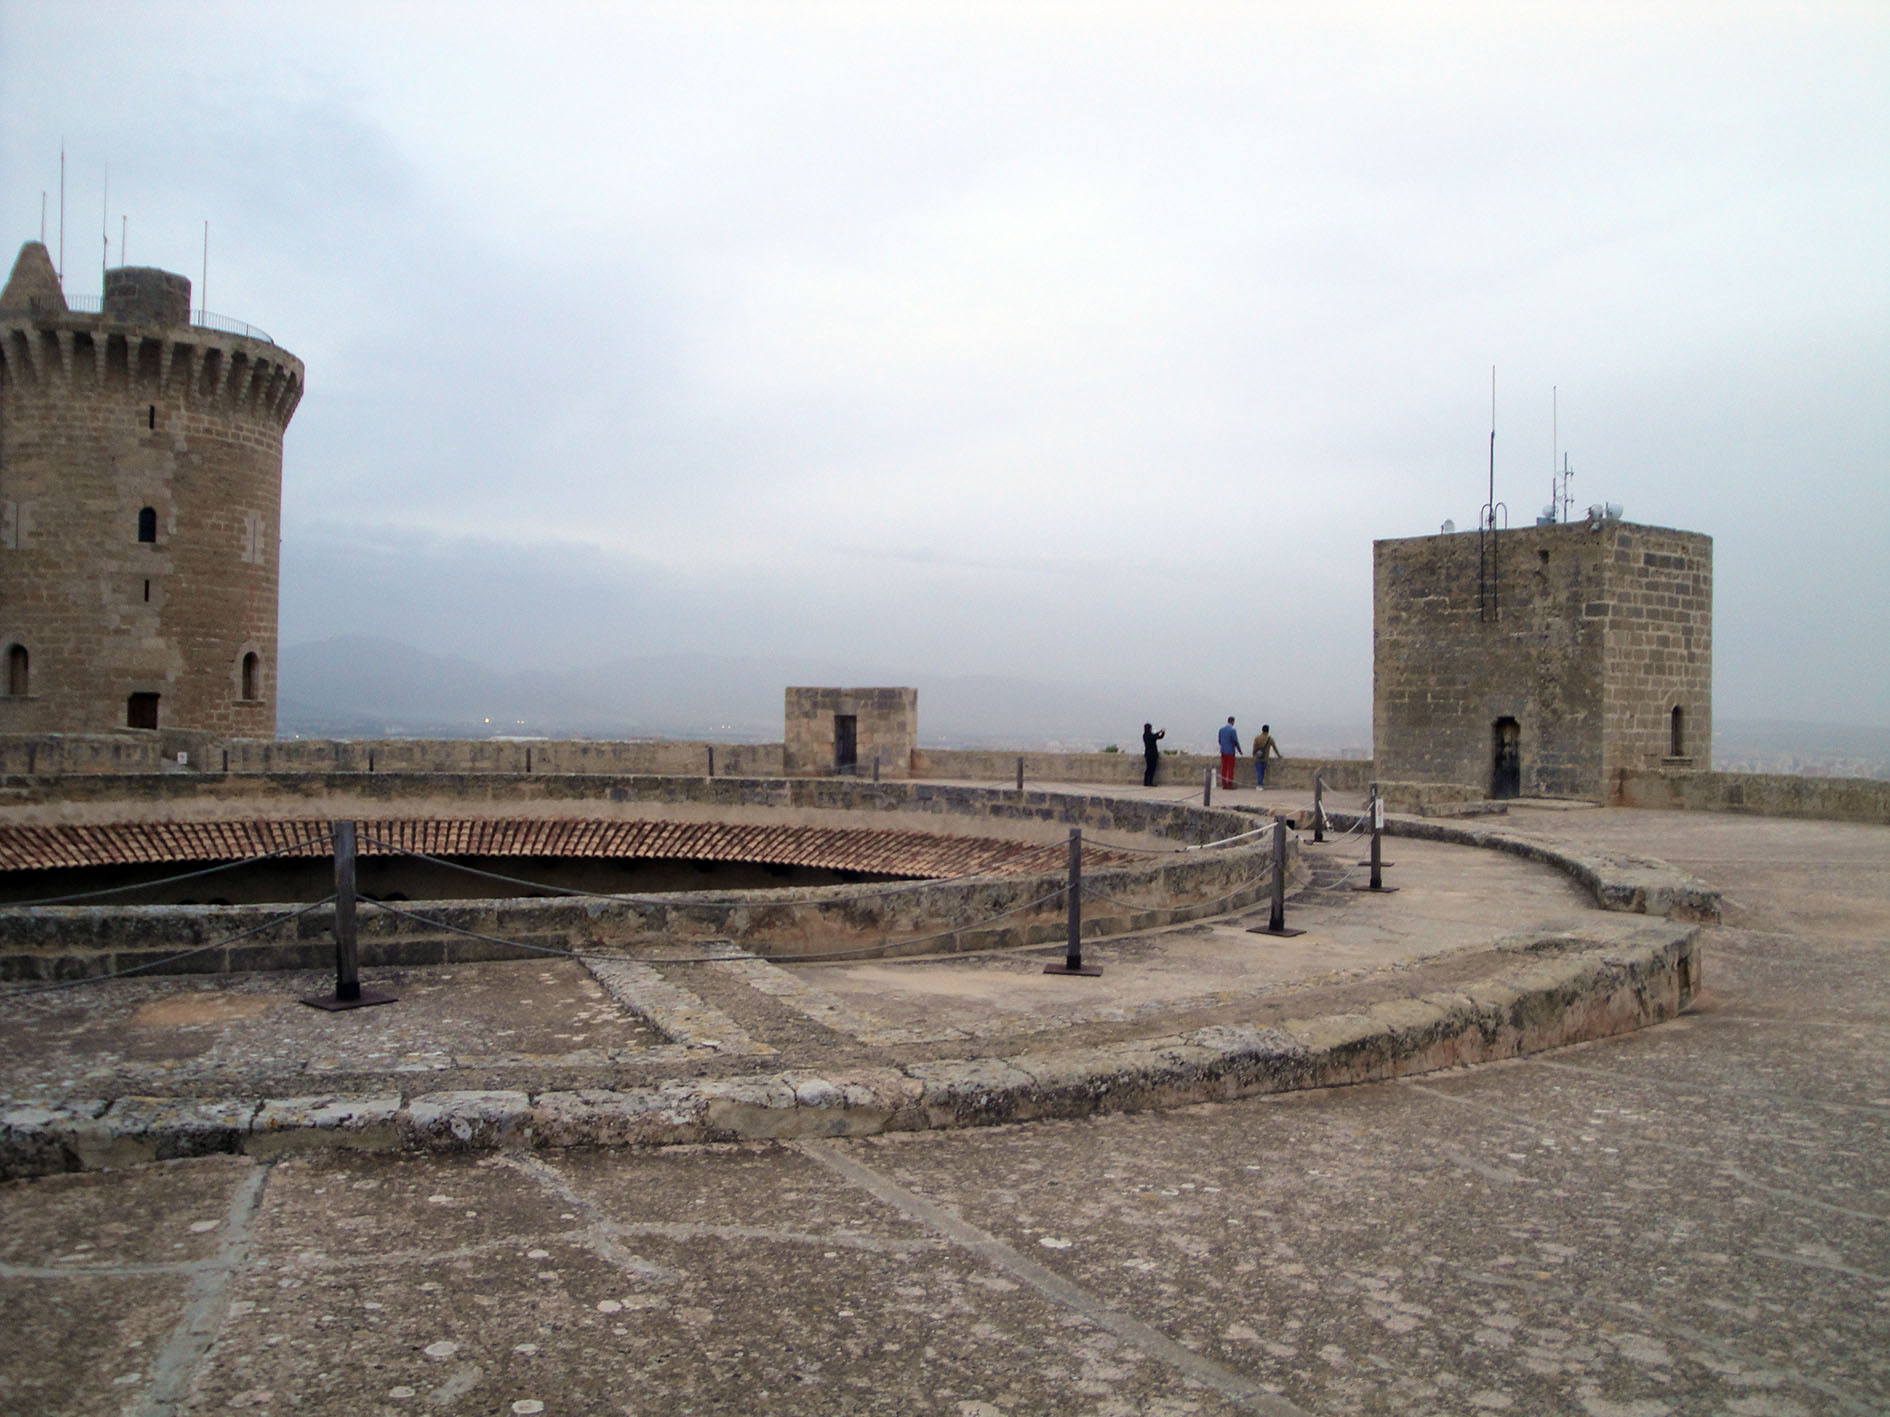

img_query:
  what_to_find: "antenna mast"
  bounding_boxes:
[1551,386,1575,522]
[1478,366,1506,621]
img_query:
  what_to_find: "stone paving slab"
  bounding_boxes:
[0,804,1881,1415]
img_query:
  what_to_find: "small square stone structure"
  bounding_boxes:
[784,687,917,778]
[1373,519,1711,803]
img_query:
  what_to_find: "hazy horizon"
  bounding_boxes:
[273,632,1890,779]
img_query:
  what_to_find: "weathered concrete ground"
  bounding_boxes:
[0,801,1883,1415]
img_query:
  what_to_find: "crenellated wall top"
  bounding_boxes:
[0,242,302,429]
[0,306,304,429]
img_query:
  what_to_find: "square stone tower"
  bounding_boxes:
[1373,519,1711,802]
[784,687,917,778]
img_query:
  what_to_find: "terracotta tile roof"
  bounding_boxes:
[0,818,1131,880]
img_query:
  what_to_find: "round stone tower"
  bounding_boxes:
[0,241,303,737]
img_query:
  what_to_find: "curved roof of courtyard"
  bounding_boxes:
[0,817,1127,880]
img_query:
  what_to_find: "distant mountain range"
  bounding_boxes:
[278,636,1366,753]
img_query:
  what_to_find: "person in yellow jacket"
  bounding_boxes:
[1252,724,1283,788]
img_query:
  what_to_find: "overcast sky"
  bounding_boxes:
[3,2,1885,733]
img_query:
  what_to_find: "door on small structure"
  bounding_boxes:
[833,714,858,775]
[127,692,160,731]
[1491,717,1521,799]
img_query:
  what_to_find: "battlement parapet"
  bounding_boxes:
[0,306,303,430]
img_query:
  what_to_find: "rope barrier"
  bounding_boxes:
[1306,813,1369,847]
[0,895,338,1000]
[358,897,735,963]
[362,883,1077,965]
[1079,816,1288,857]
[1078,872,1267,918]
[0,799,1320,994]
[354,831,1074,908]
[0,836,329,909]
[761,884,1074,962]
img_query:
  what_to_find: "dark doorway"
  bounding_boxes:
[1670,705,1686,757]
[1491,717,1521,799]
[833,714,858,775]
[127,692,160,730]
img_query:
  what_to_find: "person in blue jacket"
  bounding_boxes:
[1217,716,1242,790]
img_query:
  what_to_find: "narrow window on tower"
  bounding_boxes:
[137,506,157,543]
[5,645,27,697]
[147,405,156,430]
[143,579,151,603]
[241,652,260,702]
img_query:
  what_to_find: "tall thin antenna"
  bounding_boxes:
[1478,365,1506,621]
[200,221,209,322]
[39,192,46,245]
[101,162,109,287]
[58,143,66,283]
[121,215,127,268]
[1551,386,1558,523]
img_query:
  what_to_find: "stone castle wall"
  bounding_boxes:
[1374,520,1711,802]
[0,245,302,738]
[1375,523,1608,797]
[0,732,1883,824]
[1598,525,1713,785]
[784,687,917,777]
[1613,767,1889,824]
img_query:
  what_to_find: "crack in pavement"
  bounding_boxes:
[798,1138,1312,1417]
[136,1159,272,1417]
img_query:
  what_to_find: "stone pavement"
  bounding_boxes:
[0,796,1884,1414]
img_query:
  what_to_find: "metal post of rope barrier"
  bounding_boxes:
[873,754,880,783]
[1044,828,1101,976]
[1357,778,1394,868]
[1016,757,1024,791]
[1248,817,1306,937]
[1355,786,1399,894]
[303,820,397,1011]
[1313,772,1326,843]
[1203,766,1212,807]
